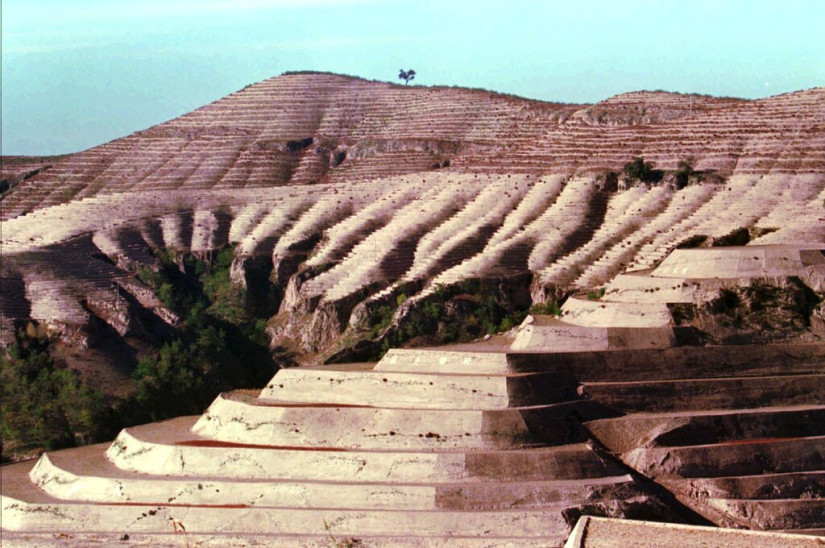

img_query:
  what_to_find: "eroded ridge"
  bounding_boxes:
[1,74,823,357]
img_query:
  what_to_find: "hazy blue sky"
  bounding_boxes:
[3,0,824,155]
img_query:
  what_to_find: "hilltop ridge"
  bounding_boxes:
[2,73,824,223]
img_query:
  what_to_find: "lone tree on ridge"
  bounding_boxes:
[398,69,416,85]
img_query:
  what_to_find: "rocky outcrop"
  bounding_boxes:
[568,91,742,127]
[668,277,823,344]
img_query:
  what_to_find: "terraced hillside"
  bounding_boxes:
[3,244,824,545]
[1,72,824,368]
[2,71,825,545]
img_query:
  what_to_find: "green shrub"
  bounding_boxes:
[124,244,277,423]
[1,339,107,458]
[346,279,530,362]
[623,157,653,181]
[396,282,526,344]
[530,300,562,316]
[586,288,606,301]
[368,305,395,338]
[623,157,663,184]
[675,157,696,189]
[3,244,277,459]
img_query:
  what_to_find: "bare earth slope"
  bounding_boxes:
[1,73,823,359]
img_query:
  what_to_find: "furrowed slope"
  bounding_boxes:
[1,73,823,362]
[4,74,823,221]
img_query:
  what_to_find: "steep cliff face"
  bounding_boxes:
[1,73,824,369]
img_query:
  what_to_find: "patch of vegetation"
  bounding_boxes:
[409,280,527,341]
[2,245,276,461]
[338,278,530,362]
[676,227,753,250]
[126,245,276,423]
[1,333,108,460]
[586,288,606,301]
[286,137,314,152]
[398,68,416,85]
[712,227,750,247]
[367,303,396,339]
[622,157,663,184]
[674,157,696,189]
[676,235,710,249]
[623,156,715,188]
[530,300,563,316]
